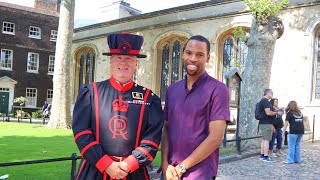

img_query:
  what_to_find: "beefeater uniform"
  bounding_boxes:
[72,33,164,180]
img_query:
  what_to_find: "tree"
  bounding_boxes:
[13,96,27,117]
[237,0,288,146]
[47,0,75,129]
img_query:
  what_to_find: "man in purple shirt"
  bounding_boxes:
[161,35,230,180]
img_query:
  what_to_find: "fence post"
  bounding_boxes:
[18,116,20,123]
[30,117,32,124]
[313,115,315,143]
[70,153,78,180]
[236,136,241,154]
[223,125,227,147]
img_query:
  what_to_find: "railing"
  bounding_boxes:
[2,116,47,125]
[0,153,81,180]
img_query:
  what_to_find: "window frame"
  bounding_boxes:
[0,49,13,70]
[27,52,39,73]
[217,27,250,82]
[73,47,96,102]
[48,55,55,74]
[25,88,37,107]
[313,29,320,100]
[47,89,53,103]
[50,30,58,41]
[156,35,188,101]
[2,21,15,35]
[29,26,41,39]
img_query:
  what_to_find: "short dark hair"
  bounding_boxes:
[270,98,278,106]
[185,35,210,53]
[263,89,272,96]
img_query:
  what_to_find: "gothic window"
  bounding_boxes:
[157,36,188,102]
[74,47,96,100]
[220,28,248,83]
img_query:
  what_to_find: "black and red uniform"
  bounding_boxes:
[72,76,163,180]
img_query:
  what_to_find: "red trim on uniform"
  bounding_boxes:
[96,155,113,173]
[76,159,86,180]
[103,172,107,180]
[141,140,159,149]
[136,147,154,162]
[110,49,140,54]
[135,89,150,148]
[74,130,93,142]
[81,141,99,156]
[143,167,149,180]
[123,155,139,173]
[110,76,134,92]
[92,82,100,143]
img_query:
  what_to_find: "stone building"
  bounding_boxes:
[0,0,59,115]
[72,0,320,140]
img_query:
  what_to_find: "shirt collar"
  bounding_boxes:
[184,71,209,90]
[110,76,134,92]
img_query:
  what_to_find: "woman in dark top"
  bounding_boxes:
[282,101,304,164]
[268,98,284,157]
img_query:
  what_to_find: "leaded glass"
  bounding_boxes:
[160,43,170,102]
[79,54,84,90]
[236,38,248,73]
[171,40,181,83]
[92,53,95,82]
[85,51,91,84]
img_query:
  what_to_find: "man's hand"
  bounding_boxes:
[165,165,179,180]
[119,161,130,173]
[105,162,128,179]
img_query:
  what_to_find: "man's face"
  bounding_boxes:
[110,55,137,84]
[267,91,273,99]
[182,40,210,77]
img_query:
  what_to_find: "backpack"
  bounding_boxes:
[255,101,262,120]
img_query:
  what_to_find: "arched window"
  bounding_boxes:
[74,47,96,100]
[156,35,188,102]
[219,28,249,83]
[315,28,320,99]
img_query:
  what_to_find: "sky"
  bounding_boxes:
[74,0,208,27]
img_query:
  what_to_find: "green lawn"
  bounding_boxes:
[0,122,237,179]
[0,122,79,180]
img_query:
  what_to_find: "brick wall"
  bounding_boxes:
[0,4,58,110]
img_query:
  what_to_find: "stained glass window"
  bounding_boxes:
[78,54,84,90]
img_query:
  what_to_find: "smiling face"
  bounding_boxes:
[182,39,210,79]
[110,54,137,84]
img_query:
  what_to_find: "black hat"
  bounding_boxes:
[102,33,147,58]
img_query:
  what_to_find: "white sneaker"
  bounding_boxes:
[271,154,278,158]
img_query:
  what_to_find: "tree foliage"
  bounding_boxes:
[13,96,27,106]
[243,0,288,21]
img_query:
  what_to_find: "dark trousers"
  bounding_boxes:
[284,131,288,145]
[269,128,283,150]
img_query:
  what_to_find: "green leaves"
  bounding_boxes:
[243,0,288,20]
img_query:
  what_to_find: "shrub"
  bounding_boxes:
[32,109,43,118]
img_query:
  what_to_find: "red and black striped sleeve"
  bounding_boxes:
[124,92,164,172]
[72,85,113,173]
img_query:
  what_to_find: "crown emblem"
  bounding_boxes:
[112,96,129,112]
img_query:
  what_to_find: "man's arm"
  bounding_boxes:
[175,120,227,177]
[161,121,169,169]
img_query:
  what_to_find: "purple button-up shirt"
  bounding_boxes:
[164,71,230,179]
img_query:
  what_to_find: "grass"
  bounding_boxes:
[0,122,238,179]
[0,122,79,180]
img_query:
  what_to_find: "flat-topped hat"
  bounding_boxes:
[103,33,147,58]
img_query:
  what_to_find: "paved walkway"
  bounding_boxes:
[217,141,320,180]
